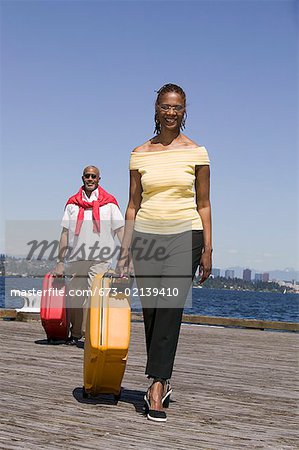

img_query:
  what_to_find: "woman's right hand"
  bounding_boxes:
[116,252,134,277]
[115,259,125,277]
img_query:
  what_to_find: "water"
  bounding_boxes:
[2,277,44,309]
[185,288,299,322]
[1,277,298,322]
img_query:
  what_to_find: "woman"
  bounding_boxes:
[117,83,212,422]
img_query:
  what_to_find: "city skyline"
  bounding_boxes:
[3,253,298,283]
[212,266,298,282]
[1,1,297,272]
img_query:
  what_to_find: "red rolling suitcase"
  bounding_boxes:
[40,273,69,343]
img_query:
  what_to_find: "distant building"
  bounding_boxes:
[0,254,5,275]
[225,269,235,279]
[254,273,263,281]
[262,273,269,282]
[243,269,251,281]
[212,268,221,277]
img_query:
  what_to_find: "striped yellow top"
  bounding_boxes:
[129,146,210,234]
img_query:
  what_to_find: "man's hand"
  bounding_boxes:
[52,262,65,277]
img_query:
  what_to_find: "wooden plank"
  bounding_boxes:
[181,314,299,332]
[132,312,299,332]
[0,309,16,320]
[16,312,40,322]
[0,321,298,449]
[1,309,298,331]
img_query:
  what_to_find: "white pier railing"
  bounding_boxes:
[12,290,41,313]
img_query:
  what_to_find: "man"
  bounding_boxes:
[53,165,124,345]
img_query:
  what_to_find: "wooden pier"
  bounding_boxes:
[0,319,298,449]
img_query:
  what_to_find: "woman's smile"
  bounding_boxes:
[164,117,177,125]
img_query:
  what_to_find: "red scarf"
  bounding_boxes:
[66,186,119,236]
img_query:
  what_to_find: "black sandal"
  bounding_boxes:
[144,379,167,423]
[162,380,172,408]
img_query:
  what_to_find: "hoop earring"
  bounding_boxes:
[154,113,161,134]
[180,111,187,130]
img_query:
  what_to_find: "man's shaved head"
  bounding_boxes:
[83,165,100,176]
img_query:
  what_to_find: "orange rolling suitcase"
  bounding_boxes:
[83,272,131,401]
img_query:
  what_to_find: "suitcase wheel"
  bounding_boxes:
[114,391,121,402]
[82,387,90,399]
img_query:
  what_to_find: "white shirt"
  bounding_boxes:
[61,189,124,262]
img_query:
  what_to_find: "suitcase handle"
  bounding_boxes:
[49,273,74,280]
[104,273,132,279]
[104,272,134,289]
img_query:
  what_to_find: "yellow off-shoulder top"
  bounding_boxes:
[129,146,210,234]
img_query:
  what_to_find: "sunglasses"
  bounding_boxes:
[158,104,185,112]
[83,173,97,179]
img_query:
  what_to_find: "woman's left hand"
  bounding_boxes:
[198,250,212,284]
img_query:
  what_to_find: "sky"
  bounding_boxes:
[1,0,298,272]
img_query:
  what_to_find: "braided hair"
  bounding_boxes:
[154,83,187,134]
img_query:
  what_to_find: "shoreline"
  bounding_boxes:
[0,309,298,331]
[1,275,298,295]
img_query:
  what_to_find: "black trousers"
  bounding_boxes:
[132,230,203,380]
